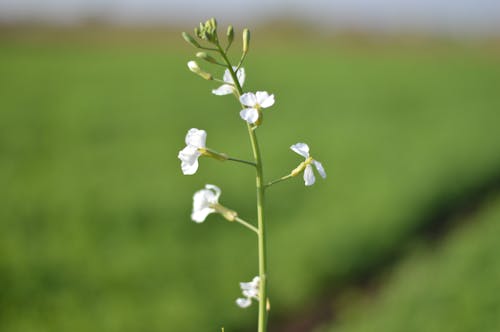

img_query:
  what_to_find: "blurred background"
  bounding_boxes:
[1,1,500,331]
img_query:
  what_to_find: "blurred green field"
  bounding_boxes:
[320,194,500,332]
[1,29,500,332]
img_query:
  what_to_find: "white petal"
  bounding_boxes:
[236,298,252,308]
[255,91,275,108]
[205,184,221,202]
[240,108,259,124]
[223,69,232,83]
[313,160,326,179]
[239,93,257,107]
[240,281,255,291]
[191,207,215,223]
[304,164,316,186]
[178,145,198,163]
[178,146,200,175]
[185,128,206,148]
[181,159,198,175]
[236,67,246,86]
[192,189,210,211]
[222,67,245,86]
[212,84,234,96]
[243,289,259,298]
[290,143,310,158]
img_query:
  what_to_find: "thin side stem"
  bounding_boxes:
[227,156,256,167]
[216,42,268,332]
[234,217,259,234]
[265,174,293,188]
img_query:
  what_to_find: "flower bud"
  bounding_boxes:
[182,32,200,48]
[187,61,213,80]
[242,28,250,53]
[196,52,219,64]
[187,60,200,73]
[227,25,234,45]
[209,18,217,30]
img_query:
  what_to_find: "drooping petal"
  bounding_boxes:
[212,84,234,96]
[240,108,259,124]
[255,91,275,108]
[236,297,252,308]
[240,92,258,107]
[185,128,207,148]
[304,164,316,186]
[191,207,215,223]
[178,146,200,175]
[313,160,327,179]
[290,143,310,158]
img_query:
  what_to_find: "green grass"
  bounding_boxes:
[1,31,500,331]
[319,194,500,332]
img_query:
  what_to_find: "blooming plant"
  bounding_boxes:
[179,18,326,332]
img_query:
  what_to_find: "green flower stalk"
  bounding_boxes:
[178,18,326,332]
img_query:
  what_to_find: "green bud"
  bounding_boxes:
[196,52,219,65]
[209,17,217,30]
[182,32,200,48]
[227,25,234,45]
[243,28,250,53]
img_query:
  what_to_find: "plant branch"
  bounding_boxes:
[234,217,259,234]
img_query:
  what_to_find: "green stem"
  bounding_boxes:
[265,174,293,188]
[216,42,268,332]
[227,156,256,167]
[234,216,259,234]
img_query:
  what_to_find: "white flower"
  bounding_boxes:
[178,128,207,175]
[239,91,275,124]
[236,276,260,308]
[290,143,326,186]
[212,67,245,96]
[191,184,221,223]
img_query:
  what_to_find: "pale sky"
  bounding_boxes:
[1,0,499,35]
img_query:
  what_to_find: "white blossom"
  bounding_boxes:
[191,184,221,223]
[239,91,275,124]
[236,276,260,308]
[291,143,326,186]
[178,128,207,175]
[212,67,245,96]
